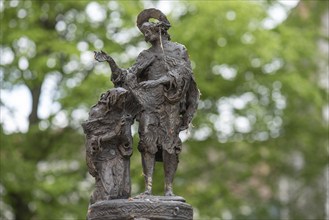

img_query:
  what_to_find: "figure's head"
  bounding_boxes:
[140,22,159,43]
[137,8,171,43]
[107,87,128,110]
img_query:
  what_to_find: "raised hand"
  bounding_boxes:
[94,50,110,62]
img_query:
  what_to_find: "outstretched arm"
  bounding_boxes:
[94,50,122,75]
[95,50,127,86]
[95,50,155,87]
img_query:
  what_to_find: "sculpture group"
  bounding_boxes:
[82,8,199,206]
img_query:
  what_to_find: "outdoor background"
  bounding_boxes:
[1,0,328,219]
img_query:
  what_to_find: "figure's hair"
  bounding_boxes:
[158,23,171,41]
[137,8,171,40]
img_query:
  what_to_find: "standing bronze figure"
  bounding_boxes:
[94,8,199,197]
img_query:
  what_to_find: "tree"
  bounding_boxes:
[1,1,145,219]
[0,0,327,219]
[171,1,328,219]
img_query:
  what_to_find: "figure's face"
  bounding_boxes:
[141,23,158,43]
[108,88,128,110]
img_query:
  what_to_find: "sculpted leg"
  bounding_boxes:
[163,150,178,196]
[141,151,155,195]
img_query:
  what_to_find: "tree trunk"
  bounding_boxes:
[13,83,43,219]
[28,84,42,127]
[9,192,34,220]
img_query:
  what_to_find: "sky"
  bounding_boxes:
[0,0,305,134]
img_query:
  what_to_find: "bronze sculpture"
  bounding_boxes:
[84,8,199,219]
[82,88,134,204]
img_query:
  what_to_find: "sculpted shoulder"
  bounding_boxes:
[137,49,153,61]
[166,42,189,60]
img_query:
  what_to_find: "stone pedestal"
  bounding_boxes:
[87,196,193,220]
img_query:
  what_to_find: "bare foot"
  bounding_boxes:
[142,190,152,196]
[134,190,152,199]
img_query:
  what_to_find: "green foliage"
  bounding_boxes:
[1,1,328,220]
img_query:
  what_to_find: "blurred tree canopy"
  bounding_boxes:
[0,0,328,219]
